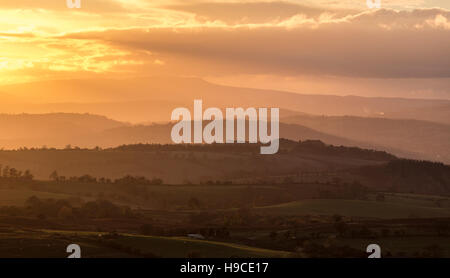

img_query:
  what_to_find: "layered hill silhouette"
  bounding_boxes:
[0,111,447,194]
[1,140,449,195]
[0,113,125,148]
[282,115,450,163]
[0,77,449,163]
[1,77,449,124]
[0,139,393,184]
[0,112,448,164]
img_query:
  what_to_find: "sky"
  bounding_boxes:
[0,0,449,99]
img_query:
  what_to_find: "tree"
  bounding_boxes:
[334,221,348,237]
[151,178,163,185]
[23,170,34,181]
[58,206,73,219]
[26,196,41,208]
[9,168,18,178]
[140,224,154,235]
[376,193,385,202]
[269,231,278,241]
[284,230,292,239]
[2,166,9,178]
[332,214,342,222]
[188,197,202,210]
[333,214,347,237]
[49,170,59,182]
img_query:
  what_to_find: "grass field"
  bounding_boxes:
[0,229,133,258]
[0,229,291,258]
[111,234,291,258]
[0,189,78,206]
[332,237,450,257]
[0,182,309,209]
[255,196,450,219]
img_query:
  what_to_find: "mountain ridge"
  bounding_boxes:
[0,76,449,124]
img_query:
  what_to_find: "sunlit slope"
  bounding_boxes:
[282,115,450,163]
[1,77,449,124]
[0,229,290,258]
[0,113,418,161]
[256,199,450,219]
[0,140,394,183]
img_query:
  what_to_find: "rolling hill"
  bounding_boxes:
[281,115,450,163]
[0,140,393,184]
[0,112,443,163]
[0,77,449,124]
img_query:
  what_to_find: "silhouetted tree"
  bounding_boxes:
[49,170,59,182]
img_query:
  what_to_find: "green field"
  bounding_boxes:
[0,189,78,206]
[255,196,450,219]
[332,237,450,257]
[111,234,291,258]
[1,184,449,258]
[0,229,291,258]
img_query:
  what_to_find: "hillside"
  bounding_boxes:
[0,113,369,149]
[282,115,450,163]
[0,113,430,163]
[0,140,393,184]
[0,113,124,141]
[354,160,450,195]
[1,77,449,124]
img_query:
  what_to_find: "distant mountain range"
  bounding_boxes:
[281,115,450,163]
[0,77,449,163]
[0,76,449,124]
[1,139,449,195]
[0,139,392,184]
[0,112,448,164]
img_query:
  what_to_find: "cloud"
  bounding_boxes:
[164,1,356,24]
[0,0,128,12]
[62,8,450,79]
[0,1,449,98]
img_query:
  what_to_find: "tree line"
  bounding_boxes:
[0,165,33,182]
[49,170,163,185]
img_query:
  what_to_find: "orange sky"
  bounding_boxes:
[0,0,449,99]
